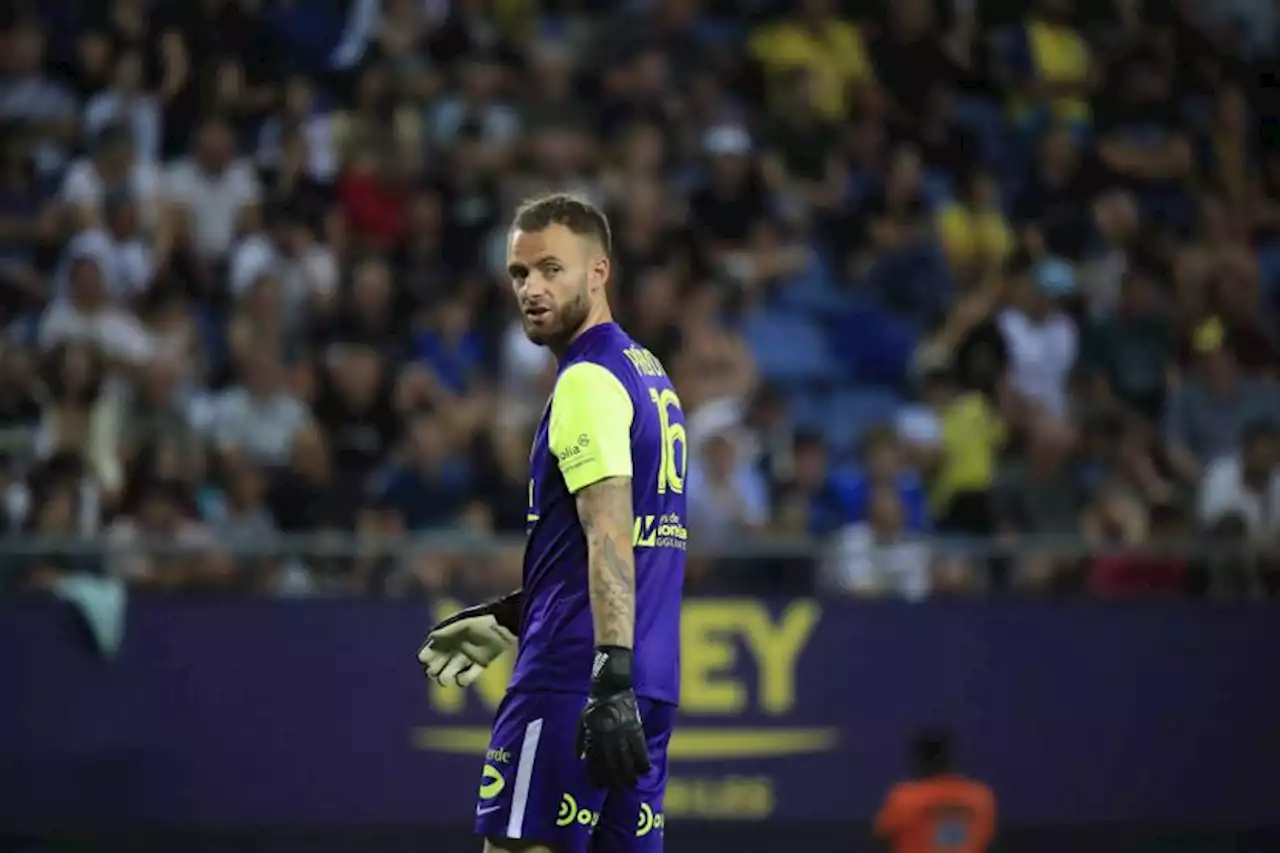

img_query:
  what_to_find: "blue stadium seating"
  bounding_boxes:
[820,387,905,459]
[742,311,837,386]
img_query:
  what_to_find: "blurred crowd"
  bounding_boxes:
[1,0,1279,599]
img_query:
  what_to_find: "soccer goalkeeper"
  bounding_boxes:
[418,194,687,853]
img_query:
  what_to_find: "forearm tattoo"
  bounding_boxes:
[576,477,636,649]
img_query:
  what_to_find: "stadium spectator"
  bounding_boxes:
[995,421,1085,590]
[1007,0,1095,133]
[998,256,1079,421]
[686,420,770,547]
[823,482,933,600]
[208,343,309,468]
[832,425,929,533]
[34,341,122,499]
[1198,420,1280,544]
[0,19,78,174]
[374,411,474,532]
[39,248,155,366]
[163,115,261,263]
[920,366,1005,537]
[61,122,160,232]
[1088,501,1190,597]
[0,124,58,312]
[748,0,873,123]
[1163,319,1280,483]
[83,50,162,167]
[1077,267,1176,418]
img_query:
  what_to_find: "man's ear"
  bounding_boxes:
[590,254,611,292]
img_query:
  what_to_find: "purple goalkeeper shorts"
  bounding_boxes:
[474,689,674,853]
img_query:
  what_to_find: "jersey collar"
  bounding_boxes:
[560,322,620,367]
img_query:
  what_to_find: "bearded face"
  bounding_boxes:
[507,224,602,350]
[520,268,591,348]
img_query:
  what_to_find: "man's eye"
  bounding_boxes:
[544,265,561,277]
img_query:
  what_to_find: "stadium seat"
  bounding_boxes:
[826,303,918,389]
[742,311,837,386]
[775,252,851,315]
[787,389,827,430]
[820,388,905,459]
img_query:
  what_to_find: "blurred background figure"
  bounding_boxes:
[875,729,996,853]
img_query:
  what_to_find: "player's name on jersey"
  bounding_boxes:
[622,345,667,377]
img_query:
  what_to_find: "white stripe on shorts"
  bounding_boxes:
[506,717,544,839]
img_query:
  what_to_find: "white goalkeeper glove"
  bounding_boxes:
[417,590,522,688]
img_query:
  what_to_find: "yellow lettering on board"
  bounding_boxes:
[738,600,819,715]
[680,601,748,714]
[679,600,820,716]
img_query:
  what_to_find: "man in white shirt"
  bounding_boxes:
[60,123,162,230]
[164,116,262,261]
[83,50,162,166]
[38,251,155,367]
[686,423,770,546]
[208,344,310,467]
[824,483,932,600]
[55,192,154,303]
[999,257,1079,420]
[1198,420,1280,545]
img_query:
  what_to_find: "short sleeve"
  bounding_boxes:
[549,362,634,494]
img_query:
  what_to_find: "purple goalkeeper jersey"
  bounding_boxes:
[509,323,687,705]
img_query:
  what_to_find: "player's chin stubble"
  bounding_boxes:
[524,288,591,349]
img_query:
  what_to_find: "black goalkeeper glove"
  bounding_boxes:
[576,646,653,789]
[417,590,523,688]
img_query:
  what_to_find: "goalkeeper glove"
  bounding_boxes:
[417,590,522,688]
[576,646,653,789]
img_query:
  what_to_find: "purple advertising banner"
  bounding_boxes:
[1,598,1276,831]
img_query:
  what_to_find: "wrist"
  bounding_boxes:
[488,589,523,634]
[590,645,634,697]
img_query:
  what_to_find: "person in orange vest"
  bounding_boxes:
[874,729,996,853]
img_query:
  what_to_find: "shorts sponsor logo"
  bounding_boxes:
[479,764,505,800]
[636,802,665,837]
[555,793,600,828]
[476,804,502,817]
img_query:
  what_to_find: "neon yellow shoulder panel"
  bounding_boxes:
[549,361,634,494]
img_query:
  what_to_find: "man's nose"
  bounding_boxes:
[522,274,550,299]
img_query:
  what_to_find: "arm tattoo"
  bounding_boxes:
[576,476,636,649]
